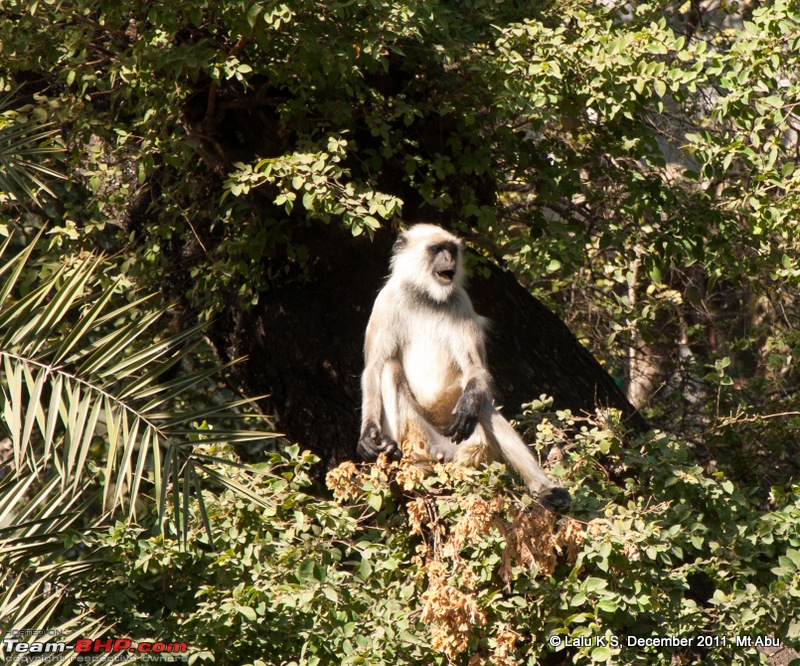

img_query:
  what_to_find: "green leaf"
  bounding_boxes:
[591,646,613,661]
[583,577,608,593]
[238,605,258,622]
[596,599,619,614]
[368,493,383,512]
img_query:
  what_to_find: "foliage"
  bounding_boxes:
[0,94,64,212]
[0,0,798,421]
[485,0,800,427]
[42,412,800,666]
[0,237,275,639]
[224,135,402,237]
[1,0,800,663]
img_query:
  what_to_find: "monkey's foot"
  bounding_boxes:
[537,487,572,513]
[358,425,403,462]
[379,435,403,461]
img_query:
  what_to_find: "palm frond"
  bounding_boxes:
[0,93,65,207]
[0,573,107,661]
[0,235,280,632]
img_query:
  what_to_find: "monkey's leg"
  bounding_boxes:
[479,402,572,511]
[381,360,458,463]
[357,361,405,462]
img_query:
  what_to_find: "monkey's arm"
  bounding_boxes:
[357,311,402,461]
[446,317,492,443]
[446,376,486,442]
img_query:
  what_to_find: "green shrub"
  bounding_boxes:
[54,413,800,665]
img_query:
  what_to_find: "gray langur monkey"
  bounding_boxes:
[357,224,572,511]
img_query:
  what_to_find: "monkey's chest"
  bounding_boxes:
[401,337,462,418]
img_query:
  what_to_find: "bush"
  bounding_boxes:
[53,413,800,665]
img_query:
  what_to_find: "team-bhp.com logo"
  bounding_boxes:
[3,636,188,661]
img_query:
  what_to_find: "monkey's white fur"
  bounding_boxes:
[360,224,562,496]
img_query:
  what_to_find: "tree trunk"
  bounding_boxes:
[206,222,645,473]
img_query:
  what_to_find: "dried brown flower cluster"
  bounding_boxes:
[326,454,426,501]
[497,504,558,582]
[412,493,584,663]
[325,460,363,501]
[325,456,586,664]
[421,561,486,661]
[406,496,431,536]
[488,626,524,666]
[442,496,503,560]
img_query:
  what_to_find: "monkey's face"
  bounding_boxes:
[389,224,467,303]
[429,241,459,287]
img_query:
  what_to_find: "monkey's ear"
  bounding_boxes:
[392,232,409,254]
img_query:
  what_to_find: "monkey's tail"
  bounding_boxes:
[481,405,558,494]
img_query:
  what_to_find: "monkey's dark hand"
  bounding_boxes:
[537,487,572,513]
[446,379,484,443]
[358,422,403,461]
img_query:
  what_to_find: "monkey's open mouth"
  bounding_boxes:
[437,270,456,283]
